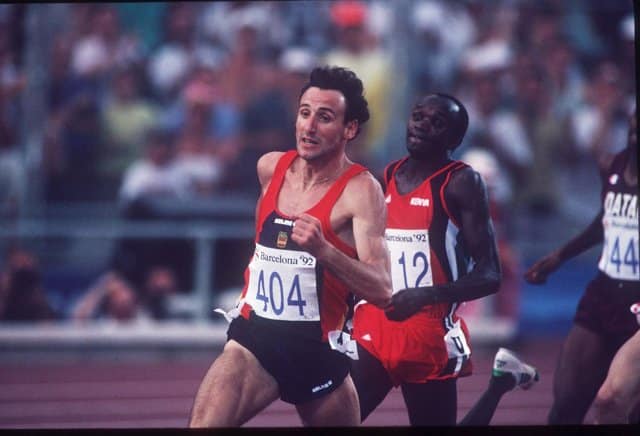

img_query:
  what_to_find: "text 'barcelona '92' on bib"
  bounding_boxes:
[386,228,433,294]
[245,243,320,321]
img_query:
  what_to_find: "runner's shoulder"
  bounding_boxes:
[342,169,385,212]
[257,151,286,187]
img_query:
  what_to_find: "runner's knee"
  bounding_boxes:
[594,384,618,411]
[592,383,629,424]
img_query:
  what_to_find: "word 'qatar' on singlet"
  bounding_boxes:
[598,148,639,282]
[239,150,366,340]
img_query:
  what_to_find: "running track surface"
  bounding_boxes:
[0,337,591,428]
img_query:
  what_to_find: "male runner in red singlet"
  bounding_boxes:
[525,109,639,424]
[188,66,392,427]
[348,93,525,426]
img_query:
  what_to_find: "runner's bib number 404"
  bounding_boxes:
[245,243,320,321]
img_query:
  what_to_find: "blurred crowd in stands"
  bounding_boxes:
[0,1,635,324]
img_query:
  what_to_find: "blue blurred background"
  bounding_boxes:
[0,0,635,343]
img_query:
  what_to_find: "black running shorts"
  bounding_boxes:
[574,272,640,350]
[227,312,350,404]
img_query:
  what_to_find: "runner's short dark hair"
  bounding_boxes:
[299,66,370,135]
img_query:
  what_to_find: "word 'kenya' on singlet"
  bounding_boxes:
[239,150,366,340]
[598,149,639,282]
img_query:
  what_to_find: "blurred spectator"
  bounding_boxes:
[113,127,193,295]
[70,4,142,82]
[516,1,563,58]
[222,47,317,196]
[214,7,276,111]
[543,36,586,119]
[618,13,635,101]
[161,65,239,197]
[47,5,106,110]
[0,14,25,120]
[141,266,178,321]
[0,247,58,322]
[571,60,629,167]
[108,225,193,310]
[200,5,288,195]
[99,64,158,194]
[459,66,529,207]
[460,3,515,78]
[584,0,633,61]
[114,3,166,54]
[0,120,23,218]
[275,1,333,53]
[47,36,81,112]
[43,93,104,202]
[147,2,199,102]
[410,0,476,93]
[200,2,289,61]
[72,271,147,324]
[64,4,98,44]
[560,0,607,60]
[323,0,394,169]
[118,126,189,205]
[510,57,573,214]
[0,10,25,218]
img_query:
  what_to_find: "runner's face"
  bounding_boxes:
[296,87,356,162]
[406,96,454,160]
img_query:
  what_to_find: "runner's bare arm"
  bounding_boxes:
[524,156,615,284]
[291,172,392,308]
[257,152,285,195]
[385,167,501,321]
[523,210,603,284]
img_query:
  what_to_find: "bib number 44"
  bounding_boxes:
[601,233,639,280]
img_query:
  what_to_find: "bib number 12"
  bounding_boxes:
[397,251,429,288]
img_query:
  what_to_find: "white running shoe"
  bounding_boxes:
[492,347,539,390]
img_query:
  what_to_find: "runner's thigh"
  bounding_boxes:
[549,324,613,424]
[350,343,394,422]
[402,378,457,426]
[296,374,360,427]
[598,330,640,418]
[189,340,280,427]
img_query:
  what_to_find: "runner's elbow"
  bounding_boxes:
[480,267,501,295]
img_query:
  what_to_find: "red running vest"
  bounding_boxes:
[239,151,367,341]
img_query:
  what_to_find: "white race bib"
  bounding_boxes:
[386,228,433,294]
[245,244,320,321]
[599,216,640,281]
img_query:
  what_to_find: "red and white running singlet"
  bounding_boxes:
[238,151,366,341]
[353,158,473,384]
